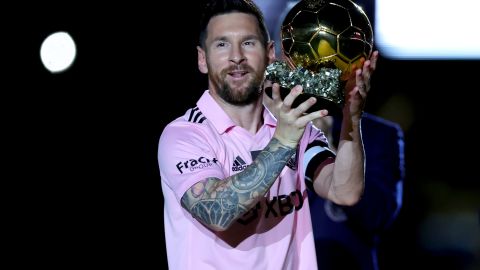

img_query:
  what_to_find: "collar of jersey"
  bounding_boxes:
[197,90,277,134]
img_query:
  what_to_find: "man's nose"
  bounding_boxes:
[229,44,246,64]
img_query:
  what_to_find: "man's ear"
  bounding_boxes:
[267,41,276,64]
[197,46,208,74]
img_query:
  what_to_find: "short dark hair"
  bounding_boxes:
[198,0,270,49]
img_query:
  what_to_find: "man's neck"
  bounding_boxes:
[212,94,264,134]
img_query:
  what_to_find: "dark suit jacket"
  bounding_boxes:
[308,113,404,270]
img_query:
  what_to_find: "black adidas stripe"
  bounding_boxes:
[236,156,246,165]
[193,111,203,122]
[188,107,207,124]
[188,107,199,122]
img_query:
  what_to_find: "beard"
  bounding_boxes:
[210,63,264,106]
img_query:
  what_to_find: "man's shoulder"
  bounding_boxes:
[165,106,209,127]
[160,106,212,140]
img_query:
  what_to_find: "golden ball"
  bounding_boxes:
[281,0,373,80]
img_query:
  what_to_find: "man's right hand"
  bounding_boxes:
[269,83,328,148]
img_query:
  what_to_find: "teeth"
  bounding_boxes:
[229,72,246,77]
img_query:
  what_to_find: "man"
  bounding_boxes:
[158,0,377,269]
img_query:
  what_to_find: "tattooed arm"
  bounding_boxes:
[180,138,295,231]
[181,84,327,231]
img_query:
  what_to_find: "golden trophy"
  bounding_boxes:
[265,0,373,115]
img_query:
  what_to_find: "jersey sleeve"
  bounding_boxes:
[299,123,336,190]
[158,122,225,203]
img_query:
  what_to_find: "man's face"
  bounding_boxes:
[198,12,274,106]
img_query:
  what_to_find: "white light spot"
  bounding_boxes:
[40,31,77,73]
[375,0,480,59]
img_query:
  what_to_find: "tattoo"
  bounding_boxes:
[191,180,207,198]
[181,138,296,230]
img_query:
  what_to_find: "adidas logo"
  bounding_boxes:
[232,156,248,172]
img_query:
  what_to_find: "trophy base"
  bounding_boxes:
[264,86,342,117]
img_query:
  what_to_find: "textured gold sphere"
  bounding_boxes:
[281,0,373,80]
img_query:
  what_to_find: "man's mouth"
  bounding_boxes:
[227,70,248,78]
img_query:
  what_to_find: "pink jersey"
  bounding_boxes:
[158,90,326,270]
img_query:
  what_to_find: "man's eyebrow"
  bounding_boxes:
[211,34,261,42]
[242,34,260,41]
[212,36,228,42]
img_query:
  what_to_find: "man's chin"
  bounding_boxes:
[225,82,250,94]
[221,89,260,105]
[226,77,250,88]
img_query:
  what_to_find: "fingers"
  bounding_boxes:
[354,50,379,96]
[298,109,329,126]
[281,85,303,108]
[272,84,331,146]
[369,50,379,71]
[356,69,369,99]
[271,83,281,102]
[272,84,329,122]
[282,86,322,117]
[294,96,318,116]
[270,84,313,115]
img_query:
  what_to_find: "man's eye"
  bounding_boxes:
[244,41,255,46]
[216,42,226,47]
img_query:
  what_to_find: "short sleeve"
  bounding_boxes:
[158,121,225,203]
[298,123,335,189]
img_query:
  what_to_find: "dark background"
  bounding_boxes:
[7,1,479,269]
